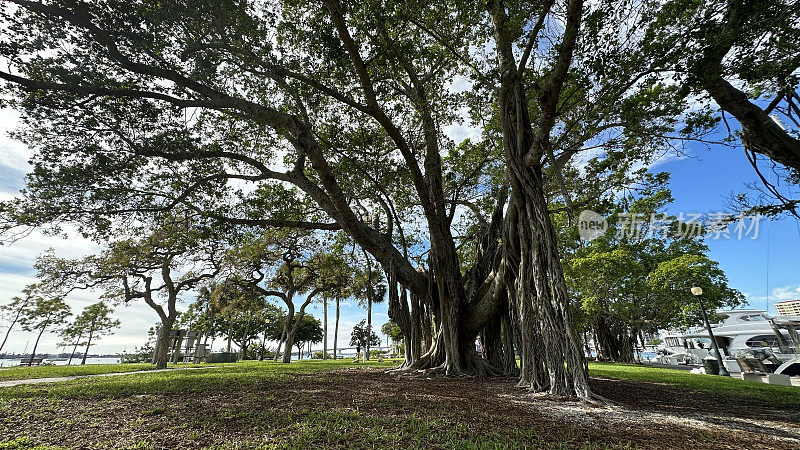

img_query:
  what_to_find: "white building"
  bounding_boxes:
[776,299,800,316]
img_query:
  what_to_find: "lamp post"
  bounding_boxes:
[690,286,730,377]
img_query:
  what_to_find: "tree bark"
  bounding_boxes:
[696,1,800,171]
[488,0,594,400]
[226,318,233,353]
[283,325,298,363]
[154,316,176,369]
[241,319,251,359]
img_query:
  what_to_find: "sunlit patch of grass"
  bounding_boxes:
[0,363,156,381]
[589,361,800,408]
[0,360,399,400]
[0,437,66,449]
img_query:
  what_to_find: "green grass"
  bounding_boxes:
[0,363,158,381]
[0,359,623,449]
[589,361,800,408]
[0,360,401,399]
[3,360,797,406]
[0,437,66,449]
[0,360,796,449]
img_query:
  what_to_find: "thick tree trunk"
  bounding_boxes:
[81,322,95,365]
[487,0,593,400]
[410,293,423,363]
[509,187,591,398]
[282,325,297,363]
[386,269,414,366]
[154,317,175,369]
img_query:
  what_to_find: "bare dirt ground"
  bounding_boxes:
[1,368,798,449]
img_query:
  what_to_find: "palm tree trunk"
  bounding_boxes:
[334,297,340,359]
[323,298,328,359]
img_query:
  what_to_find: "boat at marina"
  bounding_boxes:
[655,309,800,376]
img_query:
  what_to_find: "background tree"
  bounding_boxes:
[177,287,218,359]
[382,321,404,356]
[19,294,70,365]
[224,230,339,363]
[565,187,745,362]
[350,319,380,361]
[292,315,324,360]
[208,277,269,358]
[314,251,354,359]
[0,285,37,353]
[351,254,387,361]
[36,219,222,368]
[59,319,85,365]
[70,302,120,365]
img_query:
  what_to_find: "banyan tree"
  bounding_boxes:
[2,0,794,400]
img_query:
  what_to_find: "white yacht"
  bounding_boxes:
[657,309,800,376]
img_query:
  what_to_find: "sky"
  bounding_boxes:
[1,103,800,356]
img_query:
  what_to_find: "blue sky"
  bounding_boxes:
[2,106,800,355]
[655,142,800,313]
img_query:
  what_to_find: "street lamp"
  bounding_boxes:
[690,286,730,377]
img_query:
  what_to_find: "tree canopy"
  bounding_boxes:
[0,0,788,401]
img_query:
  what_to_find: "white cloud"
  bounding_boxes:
[0,108,31,173]
[742,284,800,314]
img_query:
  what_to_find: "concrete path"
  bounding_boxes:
[0,366,219,388]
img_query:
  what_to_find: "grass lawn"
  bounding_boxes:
[0,359,797,449]
[0,363,157,382]
[589,361,800,409]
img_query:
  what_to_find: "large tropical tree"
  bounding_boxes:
[0,0,754,400]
